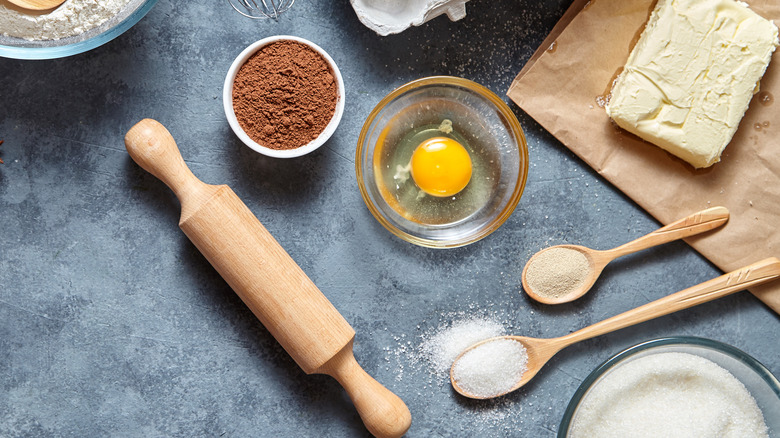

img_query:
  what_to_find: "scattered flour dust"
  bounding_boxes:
[0,0,132,40]
[382,307,532,433]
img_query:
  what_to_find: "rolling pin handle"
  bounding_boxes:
[124,119,207,203]
[319,341,412,438]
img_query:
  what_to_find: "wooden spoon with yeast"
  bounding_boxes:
[522,206,730,304]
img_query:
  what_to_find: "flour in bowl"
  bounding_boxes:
[0,0,132,40]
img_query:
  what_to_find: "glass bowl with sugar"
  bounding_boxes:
[559,337,780,438]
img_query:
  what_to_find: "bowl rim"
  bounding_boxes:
[355,75,529,248]
[557,336,780,437]
[222,35,346,159]
[0,0,158,60]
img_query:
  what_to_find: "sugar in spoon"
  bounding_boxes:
[6,0,67,11]
[522,206,729,305]
[451,257,780,399]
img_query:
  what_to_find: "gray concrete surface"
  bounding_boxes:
[1,0,778,436]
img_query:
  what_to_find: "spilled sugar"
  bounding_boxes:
[419,317,506,377]
[452,338,529,398]
[383,308,533,433]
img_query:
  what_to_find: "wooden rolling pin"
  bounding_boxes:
[125,119,411,438]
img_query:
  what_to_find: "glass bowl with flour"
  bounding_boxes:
[560,337,780,438]
[0,0,156,59]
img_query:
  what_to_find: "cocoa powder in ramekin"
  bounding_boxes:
[232,40,338,150]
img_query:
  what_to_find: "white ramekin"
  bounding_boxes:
[223,35,345,158]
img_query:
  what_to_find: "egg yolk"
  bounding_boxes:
[410,137,472,197]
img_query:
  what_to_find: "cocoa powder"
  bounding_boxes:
[232,40,338,150]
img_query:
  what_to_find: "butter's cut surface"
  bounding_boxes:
[605,0,779,168]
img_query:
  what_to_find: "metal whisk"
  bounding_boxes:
[228,0,294,19]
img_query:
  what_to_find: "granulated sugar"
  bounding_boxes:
[382,309,533,433]
[569,352,769,437]
[419,317,505,377]
[452,338,529,398]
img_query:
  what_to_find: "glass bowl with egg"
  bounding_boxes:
[356,76,528,248]
[559,337,780,437]
[0,0,157,60]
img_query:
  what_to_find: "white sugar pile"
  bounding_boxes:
[452,338,529,398]
[383,311,532,433]
[569,352,769,437]
[418,317,506,377]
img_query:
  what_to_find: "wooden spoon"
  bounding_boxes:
[5,0,66,11]
[452,257,780,399]
[522,206,729,304]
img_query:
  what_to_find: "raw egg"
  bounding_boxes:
[410,136,472,197]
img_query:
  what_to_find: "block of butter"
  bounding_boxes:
[606,0,779,168]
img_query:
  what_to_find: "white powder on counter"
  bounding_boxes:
[0,0,131,40]
[419,317,506,377]
[451,338,529,398]
[569,352,769,438]
[382,310,532,433]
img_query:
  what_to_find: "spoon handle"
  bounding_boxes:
[605,206,729,259]
[559,257,780,347]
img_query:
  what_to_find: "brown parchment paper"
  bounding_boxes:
[509,0,780,313]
